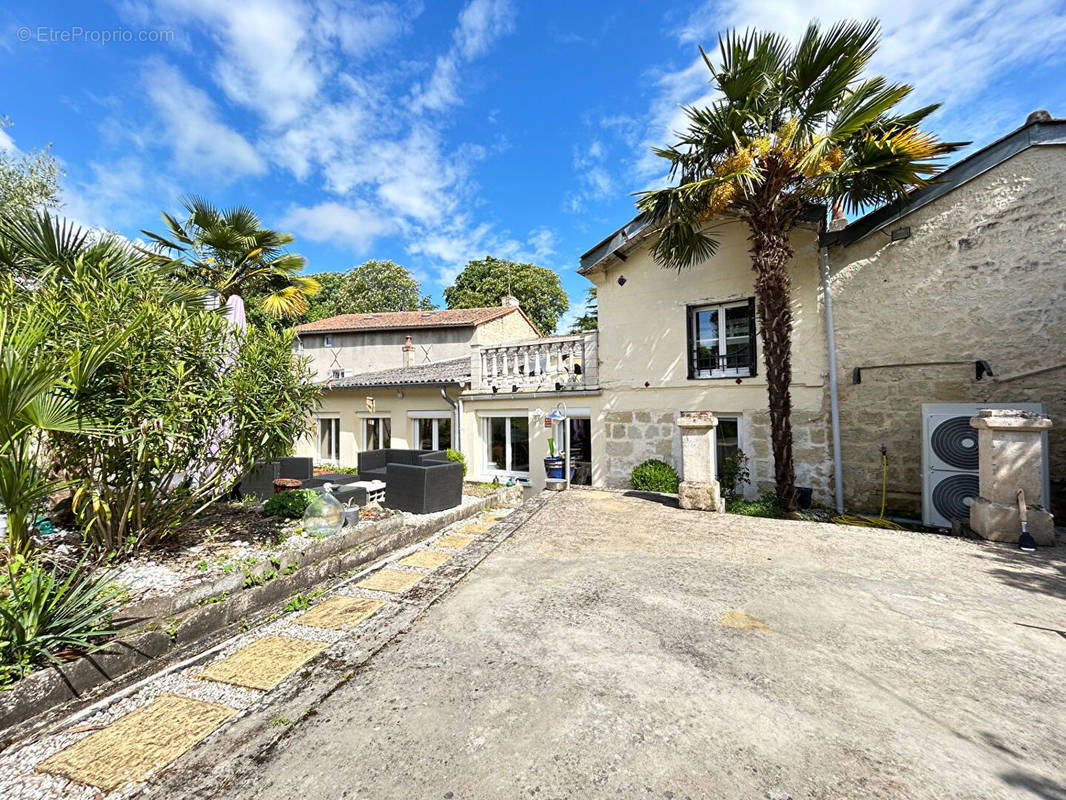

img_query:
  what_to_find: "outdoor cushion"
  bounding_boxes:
[279,457,313,481]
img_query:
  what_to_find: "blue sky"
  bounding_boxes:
[3,0,1066,330]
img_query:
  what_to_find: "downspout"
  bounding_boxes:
[821,246,845,514]
[441,385,461,454]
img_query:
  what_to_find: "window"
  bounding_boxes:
[413,416,452,450]
[316,416,340,463]
[362,416,391,450]
[687,299,756,378]
[715,417,741,479]
[324,335,333,346]
[483,415,529,477]
[331,369,349,380]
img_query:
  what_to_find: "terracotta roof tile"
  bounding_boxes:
[296,307,519,333]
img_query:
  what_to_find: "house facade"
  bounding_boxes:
[295,112,1065,519]
[292,305,539,467]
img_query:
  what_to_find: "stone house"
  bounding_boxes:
[293,112,1064,520]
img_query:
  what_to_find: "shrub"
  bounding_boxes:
[446,448,467,476]
[719,449,751,501]
[0,558,122,686]
[726,491,782,518]
[1,215,321,557]
[630,459,680,493]
[263,489,318,519]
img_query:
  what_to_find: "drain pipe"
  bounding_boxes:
[442,386,461,453]
[821,246,845,514]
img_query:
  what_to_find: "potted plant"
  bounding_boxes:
[544,437,565,479]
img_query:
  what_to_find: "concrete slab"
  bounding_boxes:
[397,550,454,570]
[199,636,327,690]
[355,568,425,594]
[298,596,386,631]
[38,695,235,790]
[208,490,1065,800]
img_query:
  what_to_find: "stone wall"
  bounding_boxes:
[603,410,678,488]
[601,406,833,503]
[829,144,1066,516]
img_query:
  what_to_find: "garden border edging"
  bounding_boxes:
[0,486,522,741]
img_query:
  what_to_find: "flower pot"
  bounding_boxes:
[544,456,565,480]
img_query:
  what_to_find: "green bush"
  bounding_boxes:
[446,448,467,476]
[0,214,321,557]
[726,491,783,518]
[719,449,751,501]
[630,459,680,493]
[263,489,318,519]
[0,558,122,687]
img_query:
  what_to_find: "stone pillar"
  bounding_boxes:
[969,409,1054,545]
[676,411,722,511]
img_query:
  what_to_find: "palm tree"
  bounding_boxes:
[143,196,320,317]
[638,20,963,511]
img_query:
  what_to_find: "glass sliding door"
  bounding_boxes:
[414,416,452,450]
[483,415,530,478]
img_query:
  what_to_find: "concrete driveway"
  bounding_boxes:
[182,490,1065,800]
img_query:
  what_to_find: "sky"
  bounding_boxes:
[2,0,1066,331]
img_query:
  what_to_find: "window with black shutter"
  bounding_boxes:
[686,299,757,378]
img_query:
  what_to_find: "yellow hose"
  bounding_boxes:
[832,450,906,530]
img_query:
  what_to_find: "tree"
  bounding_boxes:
[0,117,62,219]
[569,288,598,333]
[309,260,435,319]
[444,256,568,335]
[142,195,320,318]
[637,21,961,511]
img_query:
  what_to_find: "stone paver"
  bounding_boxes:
[297,596,386,631]
[355,567,425,593]
[38,695,235,791]
[397,550,453,570]
[434,534,475,549]
[456,521,491,536]
[199,635,328,691]
[0,499,526,800]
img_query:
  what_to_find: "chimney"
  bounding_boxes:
[499,294,520,308]
[828,200,848,232]
[402,334,415,367]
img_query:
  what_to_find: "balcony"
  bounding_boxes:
[471,332,598,394]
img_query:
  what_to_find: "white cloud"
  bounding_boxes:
[282,201,398,250]
[144,62,266,176]
[638,0,1066,174]
[568,139,619,211]
[0,128,16,153]
[411,0,515,112]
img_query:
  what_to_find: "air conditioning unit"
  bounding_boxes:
[921,402,1049,528]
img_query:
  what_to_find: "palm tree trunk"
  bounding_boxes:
[747,212,798,513]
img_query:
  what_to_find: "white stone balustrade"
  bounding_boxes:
[471,332,598,393]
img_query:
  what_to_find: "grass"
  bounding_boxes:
[725,492,783,518]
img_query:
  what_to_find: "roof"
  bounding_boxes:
[823,114,1066,247]
[579,114,1066,268]
[578,204,823,276]
[296,306,523,335]
[327,357,471,389]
